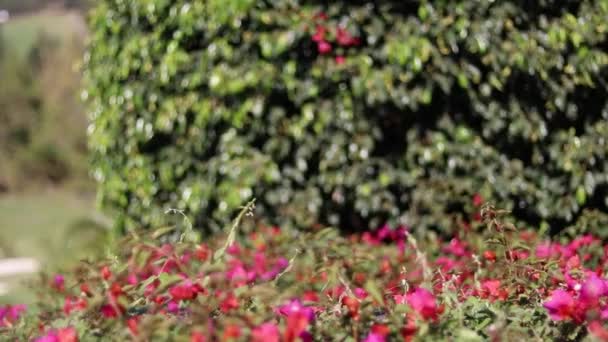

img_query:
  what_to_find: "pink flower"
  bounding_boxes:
[354,287,368,299]
[543,289,580,322]
[406,288,441,321]
[276,299,315,322]
[363,333,386,342]
[167,301,179,313]
[581,274,607,304]
[442,238,469,257]
[589,321,608,340]
[127,273,138,285]
[394,294,407,305]
[479,279,508,301]
[35,327,78,342]
[251,323,280,342]
[317,41,332,54]
[335,55,346,65]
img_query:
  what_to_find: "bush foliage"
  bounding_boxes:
[6,205,608,341]
[86,0,608,233]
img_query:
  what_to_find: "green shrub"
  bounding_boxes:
[86,0,608,233]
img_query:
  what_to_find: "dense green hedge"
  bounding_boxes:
[86,0,608,233]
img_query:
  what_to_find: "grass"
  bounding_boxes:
[0,189,107,304]
[1,10,85,59]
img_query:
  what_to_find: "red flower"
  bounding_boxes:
[335,55,346,65]
[342,296,360,320]
[63,297,87,315]
[312,25,326,42]
[169,280,202,301]
[336,27,360,46]
[127,318,139,336]
[100,304,122,318]
[302,291,319,302]
[472,193,484,207]
[479,280,508,302]
[313,12,328,21]
[101,266,112,280]
[400,316,417,342]
[285,311,310,342]
[222,324,241,340]
[110,282,123,299]
[191,331,206,342]
[220,292,239,313]
[57,327,78,342]
[195,244,210,261]
[483,250,496,262]
[79,284,91,297]
[371,324,390,336]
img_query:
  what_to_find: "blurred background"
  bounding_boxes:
[0,0,107,303]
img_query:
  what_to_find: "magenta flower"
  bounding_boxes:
[581,274,607,304]
[363,333,386,342]
[354,287,368,299]
[543,289,578,321]
[317,41,332,54]
[53,274,65,291]
[406,287,441,321]
[35,327,77,342]
[276,299,315,322]
[0,304,26,327]
[442,238,469,257]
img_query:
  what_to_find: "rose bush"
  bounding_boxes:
[4,204,608,340]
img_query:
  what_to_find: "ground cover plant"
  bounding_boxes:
[4,202,608,341]
[86,0,608,234]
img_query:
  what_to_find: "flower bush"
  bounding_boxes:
[85,0,608,234]
[5,203,608,340]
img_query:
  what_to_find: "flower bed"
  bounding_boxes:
[3,204,608,341]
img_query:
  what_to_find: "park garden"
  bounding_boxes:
[2,0,608,340]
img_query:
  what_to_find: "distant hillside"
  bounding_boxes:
[1,0,90,15]
[0,10,90,192]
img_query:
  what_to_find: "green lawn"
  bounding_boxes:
[0,190,107,304]
[1,10,85,59]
